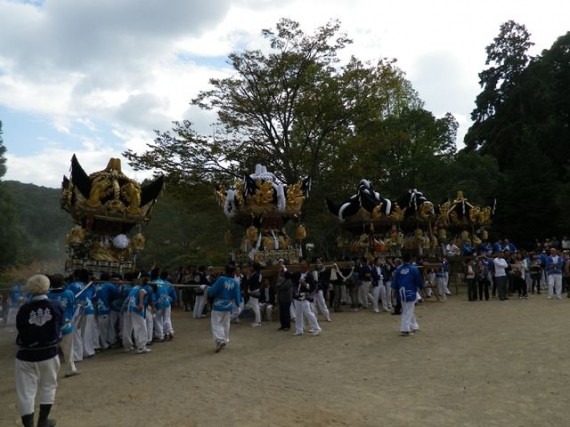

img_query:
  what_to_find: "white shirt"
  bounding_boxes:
[493,257,508,277]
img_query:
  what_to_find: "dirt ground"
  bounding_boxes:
[1,287,569,427]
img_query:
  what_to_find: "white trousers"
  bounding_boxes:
[548,274,563,298]
[97,314,111,349]
[15,356,60,416]
[383,283,393,309]
[401,301,419,333]
[295,299,320,334]
[443,272,450,293]
[122,312,148,350]
[290,301,297,321]
[340,285,348,303]
[193,295,207,318]
[163,306,174,335]
[109,311,120,344]
[154,309,165,340]
[81,314,99,357]
[146,313,154,343]
[311,290,331,320]
[72,324,83,363]
[359,281,371,307]
[436,277,447,299]
[370,285,380,312]
[60,330,77,375]
[249,296,261,324]
[211,310,231,344]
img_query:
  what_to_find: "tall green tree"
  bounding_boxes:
[125,19,426,189]
[126,18,355,184]
[464,22,570,245]
[464,20,534,170]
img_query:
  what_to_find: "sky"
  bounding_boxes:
[0,0,568,189]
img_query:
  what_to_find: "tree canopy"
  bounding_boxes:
[125,19,457,193]
[464,22,570,245]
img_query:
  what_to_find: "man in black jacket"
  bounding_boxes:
[15,274,64,427]
[275,264,293,330]
[284,259,322,336]
[246,262,263,327]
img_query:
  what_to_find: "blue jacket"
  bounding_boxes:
[208,275,241,312]
[391,263,423,302]
[546,256,564,275]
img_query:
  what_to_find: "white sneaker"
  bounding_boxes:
[293,331,303,336]
[135,347,151,354]
[311,329,322,336]
[251,322,261,327]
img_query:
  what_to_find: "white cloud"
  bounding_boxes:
[1,0,570,188]
[4,136,154,188]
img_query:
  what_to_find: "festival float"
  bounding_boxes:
[326,181,493,259]
[434,190,494,253]
[216,164,311,266]
[61,155,164,275]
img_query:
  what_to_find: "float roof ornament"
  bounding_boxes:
[436,190,493,228]
[61,154,164,226]
[327,181,437,224]
[216,164,311,226]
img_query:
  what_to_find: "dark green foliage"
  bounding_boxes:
[136,182,230,269]
[0,122,6,178]
[1,181,70,266]
[464,21,570,246]
[0,122,26,266]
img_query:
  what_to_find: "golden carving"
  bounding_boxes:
[122,181,142,215]
[295,224,307,241]
[66,226,86,245]
[285,182,304,215]
[131,233,146,251]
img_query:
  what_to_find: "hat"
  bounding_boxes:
[26,274,50,295]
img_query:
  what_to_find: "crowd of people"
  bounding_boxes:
[441,237,570,302]
[6,235,570,427]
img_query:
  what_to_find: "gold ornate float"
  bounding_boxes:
[61,155,163,274]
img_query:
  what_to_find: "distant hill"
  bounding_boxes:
[1,180,230,273]
[4,180,71,267]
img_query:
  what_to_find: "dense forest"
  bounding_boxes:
[1,19,569,278]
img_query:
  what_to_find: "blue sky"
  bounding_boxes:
[1,0,569,188]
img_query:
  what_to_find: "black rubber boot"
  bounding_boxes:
[37,404,56,427]
[21,413,34,427]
